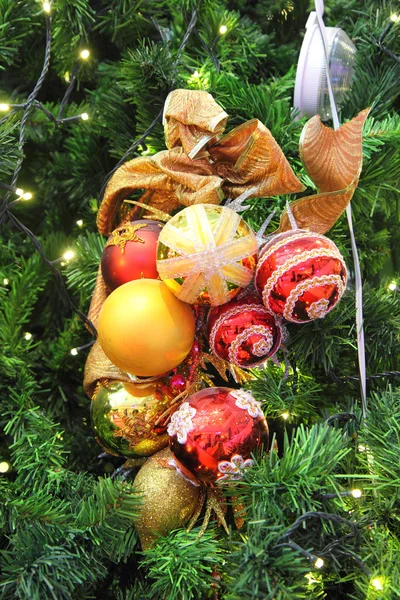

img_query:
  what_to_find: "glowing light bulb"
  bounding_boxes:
[371,577,384,590]
[70,348,78,356]
[351,488,362,498]
[388,282,397,291]
[81,113,89,121]
[219,25,228,34]
[193,70,200,78]
[0,103,10,112]
[80,49,90,60]
[64,72,70,83]
[3,278,9,285]
[43,1,51,13]
[24,332,32,341]
[390,14,399,22]
[22,192,32,200]
[76,219,83,227]
[282,412,289,420]
[314,558,324,569]
[15,188,24,197]
[63,250,75,261]
[0,462,10,473]
[358,444,366,452]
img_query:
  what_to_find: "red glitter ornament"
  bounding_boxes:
[168,387,268,485]
[255,230,347,323]
[101,220,163,291]
[207,293,282,368]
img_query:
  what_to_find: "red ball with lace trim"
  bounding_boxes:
[255,230,347,324]
[167,387,269,485]
[101,220,163,291]
[207,293,282,368]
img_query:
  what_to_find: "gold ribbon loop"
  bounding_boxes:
[163,89,228,156]
[279,108,370,234]
[209,119,305,198]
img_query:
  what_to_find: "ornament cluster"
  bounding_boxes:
[85,88,362,548]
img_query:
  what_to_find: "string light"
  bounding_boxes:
[43,1,51,13]
[282,412,289,420]
[76,219,83,227]
[22,192,32,200]
[0,103,10,112]
[351,488,362,498]
[70,348,78,356]
[314,558,324,569]
[80,49,90,60]
[219,24,228,34]
[193,70,200,78]
[81,113,89,121]
[24,332,33,341]
[63,250,75,261]
[0,462,10,473]
[371,577,384,591]
[3,278,9,285]
[390,13,399,22]
[388,281,397,291]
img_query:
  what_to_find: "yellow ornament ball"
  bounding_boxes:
[156,203,258,306]
[97,279,195,377]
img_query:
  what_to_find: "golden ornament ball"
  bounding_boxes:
[91,380,174,458]
[156,203,258,306]
[133,447,201,549]
[97,279,196,377]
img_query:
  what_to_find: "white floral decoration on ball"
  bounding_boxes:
[218,454,255,481]
[167,401,197,444]
[231,389,263,419]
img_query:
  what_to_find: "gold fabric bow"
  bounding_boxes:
[96,89,305,235]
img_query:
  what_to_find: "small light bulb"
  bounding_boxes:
[371,577,384,590]
[0,461,10,473]
[351,488,362,498]
[70,348,78,356]
[15,188,24,197]
[63,250,75,261]
[219,24,228,34]
[22,192,32,200]
[24,332,33,341]
[358,444,366,452]
[193,70,200,78]
[80,49,90,60]
[64,72,70,83]
[388,282,397,291]
[390,13,399,22]
[282,412,289,420]
[76,219,83,227]
[3,278,9,285]
[314,558,324,569]
[81,113,89,121]
[60,261,66,267]
[43,1,51,13]
[0,103,10,112]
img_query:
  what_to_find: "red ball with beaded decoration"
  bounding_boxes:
[168,387,268,485]
[207,293,282,368]
[255,230,347,323]
[101,220,163,291]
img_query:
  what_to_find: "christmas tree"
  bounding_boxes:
[1,1,400,598]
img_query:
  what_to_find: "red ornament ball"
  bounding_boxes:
[255,230,347,323]
[169,373,187,394]
[207,293,282,368]
[101,220,163,291]
[168,387,269,484]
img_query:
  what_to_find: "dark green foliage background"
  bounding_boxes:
[0,1,399,598]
